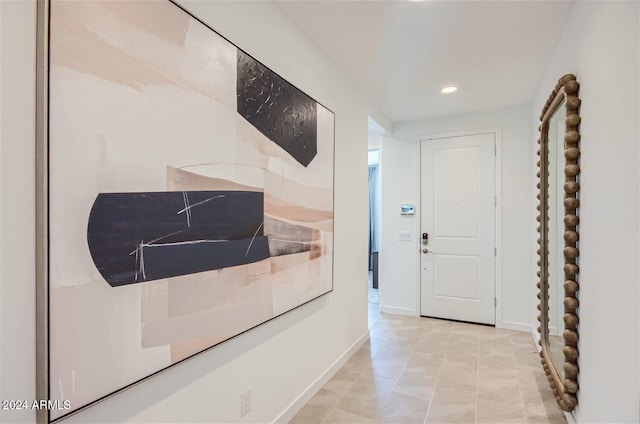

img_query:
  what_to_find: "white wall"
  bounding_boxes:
[377,134,420,315]
[0,1,389,423]
[0,1,38,423]
[379,104,534,330]
[367,130,382,150]
[531,1,639,422]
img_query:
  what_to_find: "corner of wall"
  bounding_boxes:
[378,136,420,316]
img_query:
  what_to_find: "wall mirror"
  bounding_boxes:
[536,73,581,412]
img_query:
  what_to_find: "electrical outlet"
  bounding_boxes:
[240,388,251,417]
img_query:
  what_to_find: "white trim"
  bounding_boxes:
[532,324,542,353]
[564,411,577,424]
[417,128,502,326]
[494,129,503,328]
[272,330,369,424]
[380,305,418,317]
[500,320,536,333]
[414,140,422,317]
[420,128,501,141]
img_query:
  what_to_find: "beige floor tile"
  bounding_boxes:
[292,311,569,424]
[447,341,480,355]
[479,366,519,382]
[450,330,480,342]
[423,323,454,334]
[409,350,445,365]
[381,392,430,423]
[514,350,544,368]
[370,348,410,379]
[368,327,396,341]
[392,382,435,402]
[383,339,418,355]
[444,350,479,365]
[480,349,514,361]
[290,389,342,424]
[391,324,427,334]
[369,337,389,355]
[477,382,523,404]
[368,311,382,327]
[517,366,549,388]
[335,393,385,421]
[341,352,374,375]
[396,368,438,385]
[349,372,396,399]
[355,339,384,359]
[510,331,536,344]
[477,400,527,424]
[525,400,567,424]
[520,383,559,406]
[451,321,482,333]
[478,329,512,339]
[479,344,514,358]
[414,339,450,354]
[478,325,511,335]
[527,416,568,424]
[419,333,450,343]
[419,326,451,337]
[392,370,436,401]
[427,398,476,424]
[429,384,477,405]
[335,373,395,420]
[322,407,375,424]
[399,360,442,382]
[322,368,360,396]
[436,364,478,386]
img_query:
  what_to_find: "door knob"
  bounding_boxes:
[422,248,430,253]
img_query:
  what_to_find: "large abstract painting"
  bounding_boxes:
[46,0,334,420]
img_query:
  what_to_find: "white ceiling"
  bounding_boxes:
[275,0,575,122]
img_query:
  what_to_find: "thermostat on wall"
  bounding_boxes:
[400,203,415,215]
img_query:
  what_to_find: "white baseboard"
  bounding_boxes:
[273,330,370,423]
[499,320,533,333]
[380,305,417,317]
[531,325,542,352]
[564,410,577,424]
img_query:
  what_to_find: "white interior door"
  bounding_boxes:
[420,133,496,325]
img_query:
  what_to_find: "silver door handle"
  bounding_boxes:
[422,248,430,254]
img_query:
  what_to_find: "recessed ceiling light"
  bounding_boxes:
[441,86,458,94]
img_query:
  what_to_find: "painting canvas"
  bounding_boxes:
[46,0,334,420]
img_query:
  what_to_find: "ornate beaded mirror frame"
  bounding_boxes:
[536,73,581,412]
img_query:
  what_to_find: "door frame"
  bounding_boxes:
[416,128,503,327]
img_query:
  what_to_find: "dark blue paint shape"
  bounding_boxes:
[237,50,317,167]
[87,191,269,287]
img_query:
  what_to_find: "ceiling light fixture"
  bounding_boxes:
[440,85,458,94]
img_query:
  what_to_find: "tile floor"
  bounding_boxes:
[291,300,567,424]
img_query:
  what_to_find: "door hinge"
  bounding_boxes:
[494,247,497,256]
[494,196,497,207]
[494,145,497,155]
[494,298,497,307]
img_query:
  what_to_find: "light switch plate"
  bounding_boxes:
[399,231,412,241]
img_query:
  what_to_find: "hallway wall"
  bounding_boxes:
[378,104,534,330]
[531,1,639,422]
[0,1,390,423]
[0,2,38,423]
